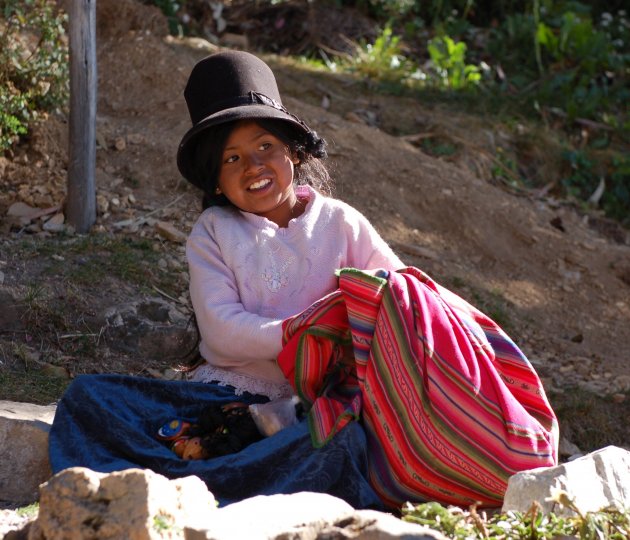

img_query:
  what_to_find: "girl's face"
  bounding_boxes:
[217,120,301,227]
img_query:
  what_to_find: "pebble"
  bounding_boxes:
[155,221,187,243]
[42,213,65,233]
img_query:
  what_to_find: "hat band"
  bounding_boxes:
[194,92,311,134]
[195,92,281,122]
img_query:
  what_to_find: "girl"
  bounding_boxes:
[177,50,404,400]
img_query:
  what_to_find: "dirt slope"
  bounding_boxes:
[1,0,628,450]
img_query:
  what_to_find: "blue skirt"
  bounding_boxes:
[49,374,384,509]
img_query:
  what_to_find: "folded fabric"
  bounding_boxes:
[48,374,384,510]
[278,267,559,508]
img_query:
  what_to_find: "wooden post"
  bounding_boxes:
[66,0,97,233]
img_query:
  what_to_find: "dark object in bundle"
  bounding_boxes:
[156,402,265,460]
[192,402,264,458]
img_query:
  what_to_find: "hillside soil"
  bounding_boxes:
[1,0,629,459]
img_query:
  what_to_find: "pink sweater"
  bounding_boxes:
[186,185,404,397]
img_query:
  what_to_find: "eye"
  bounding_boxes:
[259,142,272,151]
[224,154,239,164]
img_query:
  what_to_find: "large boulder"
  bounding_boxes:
[0,401,56,504]
[27,467,216,540]
[184,492,446,539]
[502,445,630,515]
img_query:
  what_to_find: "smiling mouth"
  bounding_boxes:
[248,178,272,191]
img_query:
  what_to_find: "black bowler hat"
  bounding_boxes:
[176,50,313,187]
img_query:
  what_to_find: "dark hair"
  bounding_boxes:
[190,119,332,210]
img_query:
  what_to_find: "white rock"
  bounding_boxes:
[502,445,630,516]
[185,493,446,540]
[186,492,353,540]
[42,213,65,233]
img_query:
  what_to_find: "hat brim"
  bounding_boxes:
[176,104,309,187]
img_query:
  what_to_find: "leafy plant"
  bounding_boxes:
[347,24,417,84]
[401,490,630,540]
[427,34,482,89]
[0,0,69,152]
[337,24,483,93]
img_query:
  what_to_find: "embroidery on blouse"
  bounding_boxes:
[262,253,295,293]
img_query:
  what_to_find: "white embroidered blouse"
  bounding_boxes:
[186,185,404,398]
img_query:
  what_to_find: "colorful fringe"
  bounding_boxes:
[278,267,558,508]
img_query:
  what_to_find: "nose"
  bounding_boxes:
[243,152,263,174]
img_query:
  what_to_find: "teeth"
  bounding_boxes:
[248,178,271,190]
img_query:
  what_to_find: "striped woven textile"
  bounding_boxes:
[278,267,558,508]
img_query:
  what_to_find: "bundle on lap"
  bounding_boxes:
[279,267,559,508]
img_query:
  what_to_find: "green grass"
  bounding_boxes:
[16,502,39,518]
[17,234,184,297]
[0,367,70,404]
[401,497,630,539]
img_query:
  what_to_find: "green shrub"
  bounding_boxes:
[427,34,482,89]
[402,496,630,539]
[345,24,417,85]
[0,0,69,152]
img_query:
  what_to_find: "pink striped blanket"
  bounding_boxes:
[278,267,558,508]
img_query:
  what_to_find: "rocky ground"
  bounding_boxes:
[1,0,629,528]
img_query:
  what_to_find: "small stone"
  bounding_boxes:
[7,202,39,219]
[611,393,626,403]
[344,111,365,124]
[41,363,70,379]
[42,213,65,233]
[127,133,144,145]
[155,220,187,243]
[96,194,110,214]
[168,257,183,270]
[114,137,126,151]
[558,436,582,458]
[615,375,630,392]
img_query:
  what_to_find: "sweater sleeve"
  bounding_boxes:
[186,228,284,364]
[343,205,405,272]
